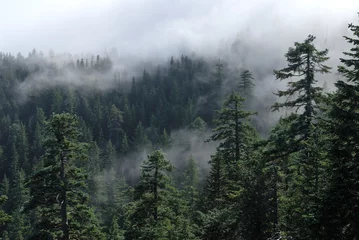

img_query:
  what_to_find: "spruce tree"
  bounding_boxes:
[204,91,263,240]
[238,69,255,100]
[182,156,199,211]
[120,133,129,154]
[125,150,195,240]
[26,113,104,240]
[270,34,331,238]
[320,15,359,239]
[108,216,124,240]
[108,104,123,148]
[209,91,256,165]
[272,34,330,141]
[0,195,11,235]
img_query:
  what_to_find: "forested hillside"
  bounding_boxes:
[0,13,359,240]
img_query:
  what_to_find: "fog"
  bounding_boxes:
[3,0,359,102]
[2,0,359,178]
[1,0,358,60]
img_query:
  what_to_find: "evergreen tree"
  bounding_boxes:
[120,133,129,155]
[159,129,170,148]
[320,16,359,239]
[51,90,63,114]
[132,122,150,150]
[205,152,227,209]
[108,104,123,149]
[191,117,207,135]
[182,156,199,211]
[29,107,46,169]
[209,91,256,164]
[238,69,255,100]
[7,169,29,239]
[108,216,124,240]
[204,91,264,240]
[0,196,11,236]
[272,34,330,142]
[270,34,331,238]
[101,140,117,169]
[125,150,195,240]
[26,113,104,240]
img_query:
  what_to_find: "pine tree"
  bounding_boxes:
[159,129,170,148]
[120,133,129,154]
[132,122,150,150]
[26,113,104,240]
[108,104,123,148]
[101,140,116,169]
[209,91,256,165]
[87,141,101,175]
[238,70,255,99]
[320,15,359,239]
[7,169,29,239]
[51,89,63,114]
[205,152,227,209]
[182,156,199,211]
[181,156,201,238]
[108,216,124,240]
[125,150,195,240]
[270,34,331,238]
[92,168,128,239]
[204,91,263,240]
[63,89,76,114]
[272,34,330,142]
[0,195,11,236]
[191,117,207,135]
[214,61,224,87]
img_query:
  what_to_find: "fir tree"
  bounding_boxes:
[238,69,255,100]
[320,15,359,239]
[270,34,331,238]
[125,150,195,240]
[209,91,256,164]
[0,196,11,236]
[26,113,104,240]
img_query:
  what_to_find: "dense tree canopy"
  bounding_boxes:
[0,13,358,240]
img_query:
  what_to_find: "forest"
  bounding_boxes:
[0,11,359,240]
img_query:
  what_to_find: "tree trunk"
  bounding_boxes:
[153,160,158,222]
[60,152,69,240]
[235,101,240,163]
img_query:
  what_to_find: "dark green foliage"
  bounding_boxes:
[108,216,124,240]
[101,140,117,169]
[272,34,331,139]
[0,196,11,233]
[191,117,207,135]
[238,70,255,99]
[209,91,256,163]
[267,35,330,239]
[182,156,199,210]
[125,150,196,240]
[204,90,269,240]
[205,152,227,209]
[320,16,359,239]
[120,133,129,154]
[0,52,225,239]
[267,34,332,239]
[26,113,104,240]
[1,18,359,239]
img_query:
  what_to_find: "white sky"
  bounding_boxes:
[0,0,358,58]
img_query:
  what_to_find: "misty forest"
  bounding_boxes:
[1,5,359,240]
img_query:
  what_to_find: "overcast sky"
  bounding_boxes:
[0,0,358,59]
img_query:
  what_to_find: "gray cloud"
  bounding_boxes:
[3,0,359,134]
[1,0,358,60]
